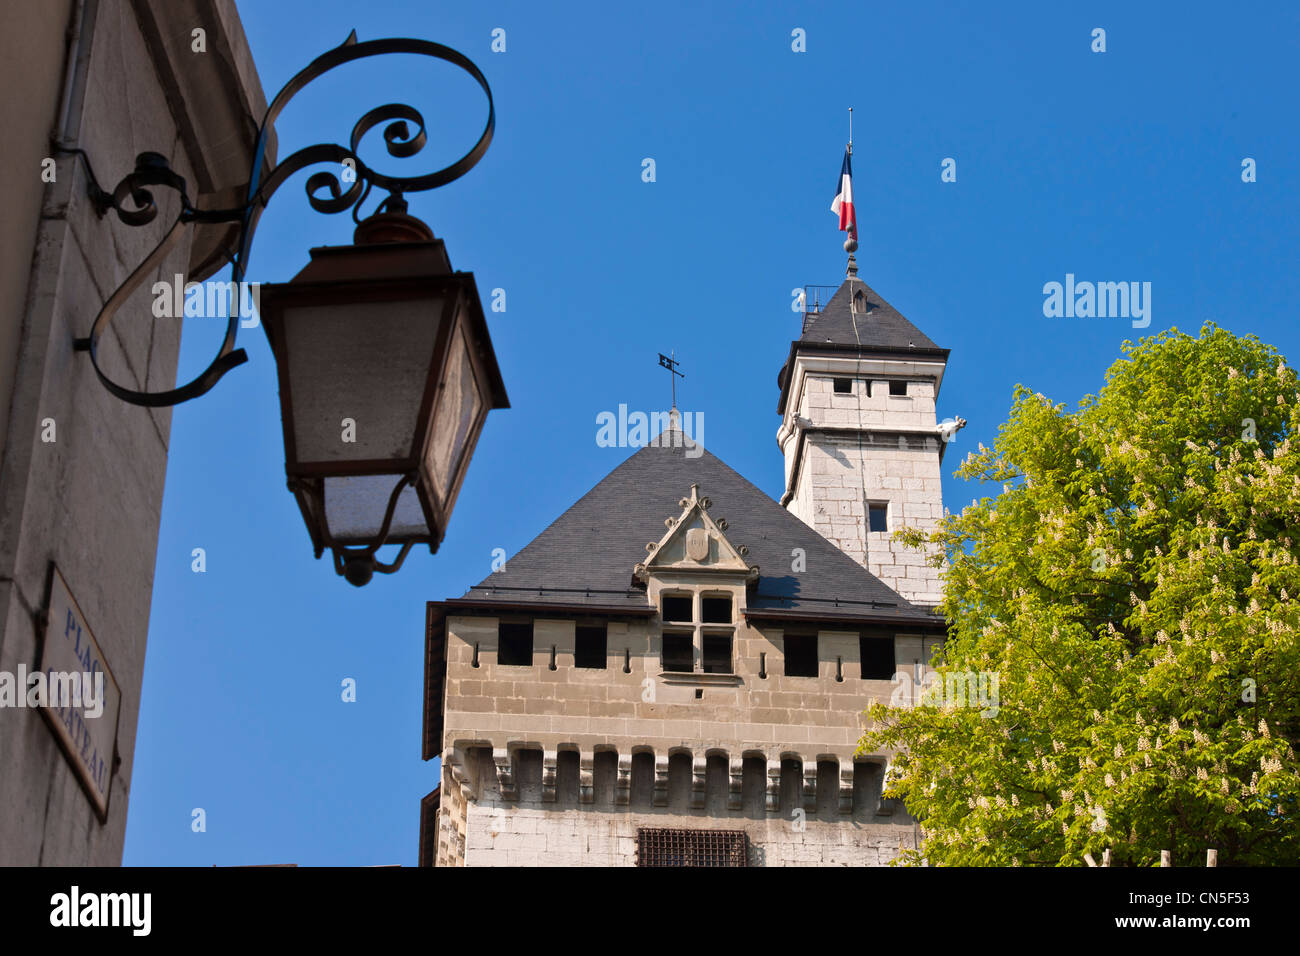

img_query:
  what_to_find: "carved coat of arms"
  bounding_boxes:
[685,527,709,561]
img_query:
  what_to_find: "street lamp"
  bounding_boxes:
[260,195,507,585]
[61,33,506,584]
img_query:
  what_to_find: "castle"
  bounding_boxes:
[420,259,957,866]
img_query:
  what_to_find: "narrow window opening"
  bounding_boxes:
[575,624,607,669]
[498,620,533,666]
[868,502,889,533]
[832,377,852,394]
[784,634,818,677]
[860,634,896,680]
[889,380,908,397]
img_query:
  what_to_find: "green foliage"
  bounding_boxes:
[862,324,1300,865]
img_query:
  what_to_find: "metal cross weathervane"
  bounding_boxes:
[657,352,684,410]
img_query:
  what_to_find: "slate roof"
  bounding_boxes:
[446,432,942,628]
[799,276,944,352]
[777,275,950,414]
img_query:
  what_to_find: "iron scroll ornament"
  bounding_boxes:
[70,31,495,407]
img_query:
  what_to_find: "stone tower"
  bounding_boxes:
[776,263,957,608]
[420,264,956,868]
[422,434,947,867]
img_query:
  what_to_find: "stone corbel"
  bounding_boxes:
[875,761,896,817]
[652,755,670,807]
[445,751,477,803]
[765,761,782,813]
[802,763,819,817]
[579,752,595,805]
[689,757,708,810]
[727,758,745,811]
[492,748,516,802]
[616,754,632,806]
[541,751,558,803]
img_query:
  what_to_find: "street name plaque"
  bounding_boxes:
[39,566,122,821]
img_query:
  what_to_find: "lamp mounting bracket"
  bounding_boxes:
[58,31,495,408]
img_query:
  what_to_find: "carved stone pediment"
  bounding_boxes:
[634,484,759,583]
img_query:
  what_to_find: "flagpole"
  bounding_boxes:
[844,107,858,274]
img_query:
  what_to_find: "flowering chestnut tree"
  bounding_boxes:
[863,324,1300,865]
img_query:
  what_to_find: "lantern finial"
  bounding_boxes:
[354,193,435,244]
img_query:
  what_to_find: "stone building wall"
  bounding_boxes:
[0,0,265,864]
[785,372,947,607]
[441,614,932,759]
[436,611,939,866]
[460,804,917,868]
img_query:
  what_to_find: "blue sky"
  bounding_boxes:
[122,1,1300,864]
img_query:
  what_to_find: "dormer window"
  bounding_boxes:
[658,590,736,676]
[639,486,757,680]
[702,634,733,673]
[662,632,694,672]
[852,289,867,313]
[661,594,693,623]
[701,595,732,623]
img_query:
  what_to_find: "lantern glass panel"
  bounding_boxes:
[425,322,484,502]
[281,297,445,465]
[323,475,427,544]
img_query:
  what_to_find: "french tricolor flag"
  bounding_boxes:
[830,149,856,239]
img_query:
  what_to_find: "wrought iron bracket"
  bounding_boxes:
[62,30,495,408]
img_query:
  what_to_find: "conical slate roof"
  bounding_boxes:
[448,431,939,627]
